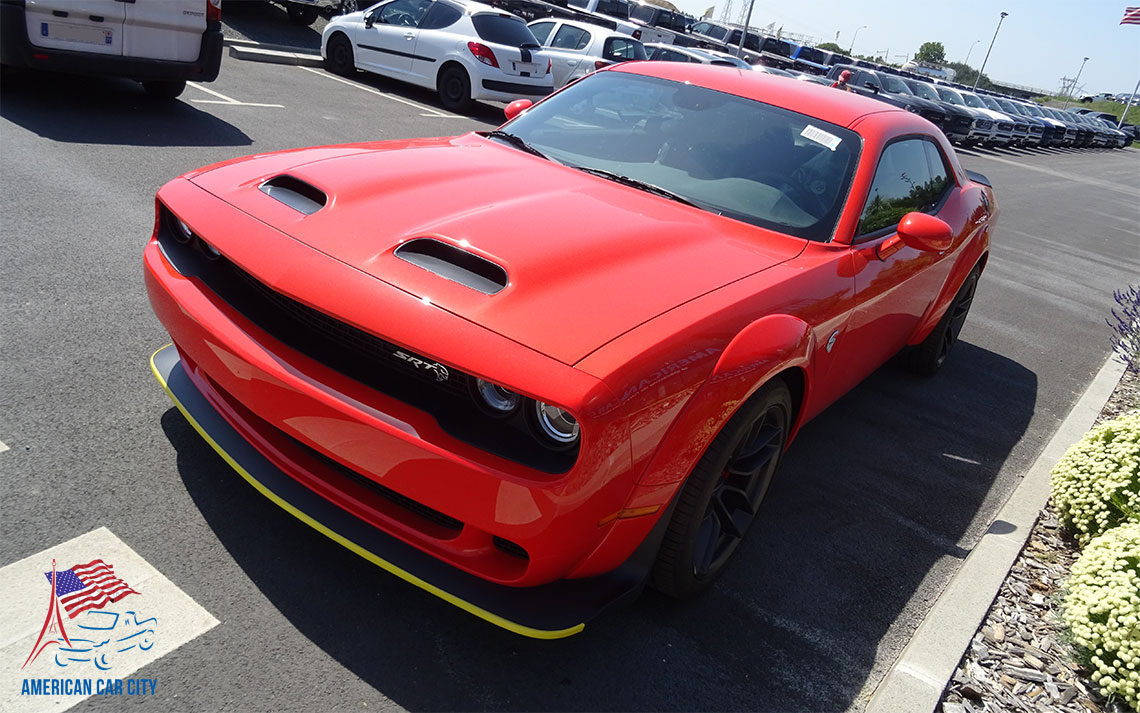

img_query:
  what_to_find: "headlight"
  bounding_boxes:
[532,401,579,448]
[174,217,194,244]
[472,379,521,417]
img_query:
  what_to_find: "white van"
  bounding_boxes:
[0,0,224,97]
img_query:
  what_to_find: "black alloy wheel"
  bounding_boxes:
[437,66,472,112]
[901,266,980,376]
[651,379,792,598]
[325,34,355,76]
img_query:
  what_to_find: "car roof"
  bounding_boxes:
[531,17,630,36]
[611,62,905,128]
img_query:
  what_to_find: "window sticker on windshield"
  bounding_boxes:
[801,124,842,151]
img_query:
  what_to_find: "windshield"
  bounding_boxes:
[796,46,825,64]
[905,80,941,101]
[996,99,1023,115]
[1019,103,1045,118]
[880,75,914,95]
[725,29,761,51]
[980,96,1005,112]
[959,92,987,109]
[699,23,729,40]
[499,72,860,241]
[936,87,966,105]
[630,4,655,23]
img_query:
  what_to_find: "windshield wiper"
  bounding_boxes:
[481,130,555,162]
[572,166,712,211]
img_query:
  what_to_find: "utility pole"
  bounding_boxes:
[1061,57,1089,109]
[973,11,1008,90]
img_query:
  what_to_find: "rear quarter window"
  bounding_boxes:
[420,1,462,30]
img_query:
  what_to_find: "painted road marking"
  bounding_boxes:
[0,441,8,453]
[0,528,219,713]
[187,82,284,108]
[967,151,1140,197]
[297,66,463,118]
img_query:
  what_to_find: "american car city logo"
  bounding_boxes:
[19,559,158,697]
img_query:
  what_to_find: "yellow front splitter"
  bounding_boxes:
[151,344,648,640]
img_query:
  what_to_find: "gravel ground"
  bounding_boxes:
[939,366,1139,713]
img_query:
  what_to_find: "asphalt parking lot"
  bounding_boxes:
[2,44,1139,713]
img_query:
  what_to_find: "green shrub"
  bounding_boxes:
[1062,522,1140,708]
[1050,412,1140,545]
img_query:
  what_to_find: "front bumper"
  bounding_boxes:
[152,343,659,638]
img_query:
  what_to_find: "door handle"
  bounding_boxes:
[404,32,415,40]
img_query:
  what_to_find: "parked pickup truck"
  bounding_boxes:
[564,0,674,44]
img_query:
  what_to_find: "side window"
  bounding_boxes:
[657,49,690,62]
[597,0,628,18]
[604,36,645,60]
[922,141,951,198]
[528,21,556,45]
[859,72,881,91]
[419,1,461,30]
[377,0,431,26]
[692,22,709,33]
[857,139,946,236]
[551,25,590,50]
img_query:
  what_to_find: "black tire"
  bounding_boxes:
[141,79,186,98]
[650,379,792,599]
[287,3,320,25]
[901,266,980,376]
[437,65,472,112]
[325,33,355,76]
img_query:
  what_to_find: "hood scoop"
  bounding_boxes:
[394,238,508,295]
[260,175,327,215]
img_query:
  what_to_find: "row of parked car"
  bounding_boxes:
[317,0,1138,151]
[823,64,1135,150]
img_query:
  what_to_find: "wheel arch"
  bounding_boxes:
[323,29,351,59]
[637,312,815,490]
[564,315,813,580]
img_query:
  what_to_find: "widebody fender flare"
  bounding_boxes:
[637,313,815,490]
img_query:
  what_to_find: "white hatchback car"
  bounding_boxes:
[526,18,645,89]
[322,0,553,111]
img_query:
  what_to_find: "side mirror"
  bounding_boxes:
[864,81,879,93]
[503,99,533,121]
[897,212,952,252]
[364,11,375,28]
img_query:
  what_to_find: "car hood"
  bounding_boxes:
[187,136,804,365]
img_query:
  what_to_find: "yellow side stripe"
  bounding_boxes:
[149,346,585,640]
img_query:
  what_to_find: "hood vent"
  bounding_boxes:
[395,238,507,295]
[259,175,327,215]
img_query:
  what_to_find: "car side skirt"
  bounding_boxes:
[150,343,659,639]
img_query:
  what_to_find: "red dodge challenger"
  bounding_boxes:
[146,62,996,638]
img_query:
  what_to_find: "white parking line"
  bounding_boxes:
[0,528,218,712]
[0,441,8,453]
[187,82,284,108]
[297,66,463,118]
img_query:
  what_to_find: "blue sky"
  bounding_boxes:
[670,0,1140,95]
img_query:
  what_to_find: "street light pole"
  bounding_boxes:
[963,39,980,65]
[1061,57,1090,109]
[973,11,1008,90]
[848,25,866,55]
[736,0,757,57]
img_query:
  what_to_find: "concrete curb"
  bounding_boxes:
[227,44,323,68]
[865,353,1127,713]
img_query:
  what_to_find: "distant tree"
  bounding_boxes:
[816,42,844,54]
[945,61,994,90]
[914,41,946,64]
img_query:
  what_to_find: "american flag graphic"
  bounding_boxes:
[44,560,139,619]
[1123,6,1140,24]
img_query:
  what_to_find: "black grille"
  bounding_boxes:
[155,209,578,474]
[293,434,464,532]
[232,267,473,400]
